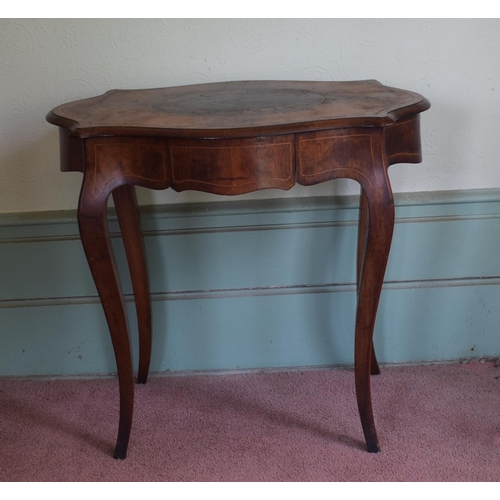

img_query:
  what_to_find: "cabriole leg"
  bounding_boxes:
[357,187,381,376]
[355,181,395,453]
[78,180,134,459]
[113,184,152,384]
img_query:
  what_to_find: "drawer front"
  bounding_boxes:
[296,129,381,187]
[168,135,295,195]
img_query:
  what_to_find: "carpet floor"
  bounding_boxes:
[0,361,499,481]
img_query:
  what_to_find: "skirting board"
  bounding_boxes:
[1,189,500,377]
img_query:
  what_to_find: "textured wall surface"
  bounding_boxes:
[1,18,500,213]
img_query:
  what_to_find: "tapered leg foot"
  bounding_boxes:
[366,436,380,453]
[114,440,128,460]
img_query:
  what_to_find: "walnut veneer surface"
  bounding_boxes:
[47,80,430,459]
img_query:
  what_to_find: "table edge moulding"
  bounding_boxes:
[46,79,430,459]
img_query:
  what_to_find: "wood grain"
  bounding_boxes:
[46,80,430,138]
[47,79,430,459]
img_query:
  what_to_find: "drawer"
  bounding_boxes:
[168,135,295,195]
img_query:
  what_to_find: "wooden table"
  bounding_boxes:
[47,80,430,459]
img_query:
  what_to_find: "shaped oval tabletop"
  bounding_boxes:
[46,80,430,139]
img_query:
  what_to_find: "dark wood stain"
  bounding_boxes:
[46,80,430,459]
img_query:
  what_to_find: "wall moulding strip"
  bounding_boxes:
[2,188,500,244]
[2,188,500,376]
[3,275,500,310]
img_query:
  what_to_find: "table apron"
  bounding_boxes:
[61,117,423,196]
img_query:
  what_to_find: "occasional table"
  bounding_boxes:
[46,80,430,459]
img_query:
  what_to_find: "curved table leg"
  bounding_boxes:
[78,180,134,460]
[357,188,381,376]
[113,185,152,384]
[355,181,395,453]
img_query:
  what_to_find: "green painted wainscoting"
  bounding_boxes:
[1,189,500,378]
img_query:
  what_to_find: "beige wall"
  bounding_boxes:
[1,18,500,213]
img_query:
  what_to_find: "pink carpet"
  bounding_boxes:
[1,362,499,481]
